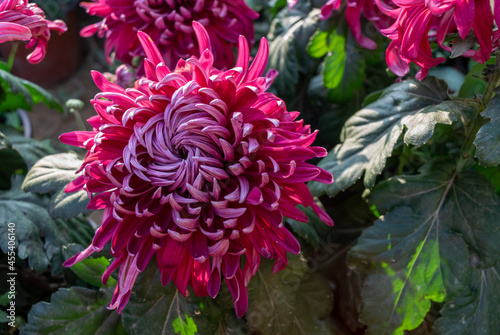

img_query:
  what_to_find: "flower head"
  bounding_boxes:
[379,0,500,80]
[61,22,333,316]
[0,0,67,63]
[80,0,259,70]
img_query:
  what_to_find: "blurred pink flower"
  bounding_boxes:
[379,0,500,79]
[80,0,259,70]
[289,0,393,49]
[61,22,333,316]
[0,0,67,63]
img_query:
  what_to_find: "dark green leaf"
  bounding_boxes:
[121,264,214,335]
[267,8,319,98]
[62,244,117,288]
[474,95,500,167]
[0,176,65,272]
[0,69,62,113]
[0,131,26,190]
[22,153,90,220]
[246,256,334,335]
[434,265,500,335]
[0,125,56,169]
[20,287,123,335]
[348,159,500,334]
[309,77,464,197]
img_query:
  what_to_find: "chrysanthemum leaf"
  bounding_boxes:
[0,175,64,273]
[348,158,500,334]
[22,152,90,220]
[0,69,63,113]
[267,7,319,98]
[433,265,500,335]
[474,94,500,167]
[246,256,334,335]
[0,125,56,169]
[0,130,26,190]
[20,287,124,335]
[309,77,467,197]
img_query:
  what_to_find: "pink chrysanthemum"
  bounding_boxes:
[378,0,500,80]
[0,0,67,63]
[80,0,259,70]
[61,22,333,316]
[289,0,393,49]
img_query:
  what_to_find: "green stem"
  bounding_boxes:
[457,56,500,173]
[6,42,19,72]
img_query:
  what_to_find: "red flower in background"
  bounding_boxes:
[80,0,258,70]
[61,22,333,316]
[0,0,67,63]
[379,0,500,80]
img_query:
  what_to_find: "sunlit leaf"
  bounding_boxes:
[348,159,500,334]
[22,153,90,220]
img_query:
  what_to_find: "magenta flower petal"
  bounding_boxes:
[61,23,334,316]
[0,22,31,43]
[0,0,67,63]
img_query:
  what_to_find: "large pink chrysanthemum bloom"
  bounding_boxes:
[289,0,393,49]
[378,0,500,80]
[61,22,334,316]
[0,0,67,63]
[80,0,258,70]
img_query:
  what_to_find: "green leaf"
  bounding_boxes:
[322,31,346,89]
[62,244,117,288]
[327,32,366,102]
[20,287,123,335]
[348,159,500,334]
[0,125,56,169]
[403,99,473,146]
[173,314,198,335]
[0,69,63,113]
[474,95,500,167]
[267,8,319,98]
[0,131,26,190]
[433,265,500,335]
[0,176,65,272]
[22,153,90,220]
[458,59,494,98]
[308,28,338,59]
[309,77,467,197]
[121,264,213,335]
[475,165,500,193]
[246,256,334,335]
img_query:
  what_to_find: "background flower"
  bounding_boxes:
[379,0,500,79]
[0,0,67,63]
[61,22,333,316]
[80,0,258,70]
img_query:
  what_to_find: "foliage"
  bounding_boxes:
[2,1,500,335]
